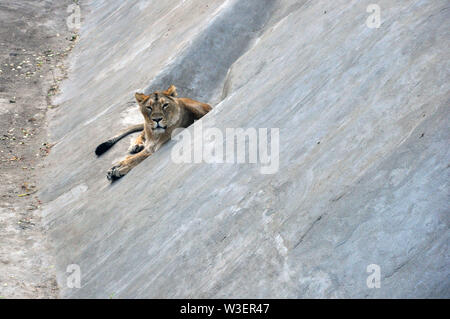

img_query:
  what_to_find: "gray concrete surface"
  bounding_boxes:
[41,0,449,298]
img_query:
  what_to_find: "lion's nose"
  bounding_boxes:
[153,117,162,123]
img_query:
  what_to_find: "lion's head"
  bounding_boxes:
[135,85,179,135]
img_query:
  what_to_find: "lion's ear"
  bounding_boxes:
[163,84,177,97]
[135,93,149,105]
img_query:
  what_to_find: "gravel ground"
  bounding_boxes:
[0,0,77,298]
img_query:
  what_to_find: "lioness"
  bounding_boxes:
[95,85,211,180]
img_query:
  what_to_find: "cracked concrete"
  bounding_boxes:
[40,0,449,298]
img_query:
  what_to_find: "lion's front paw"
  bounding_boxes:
[107,166,123,181]
[107,164,130,181]
[128,143,144,154]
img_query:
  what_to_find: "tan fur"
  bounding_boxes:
[103,85,211,180]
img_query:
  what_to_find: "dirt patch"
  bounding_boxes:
[0,0,78,298]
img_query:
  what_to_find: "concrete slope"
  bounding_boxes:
[41,0,449,298]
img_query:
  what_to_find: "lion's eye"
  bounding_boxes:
[163,103,169,109]
[147,106,152,112]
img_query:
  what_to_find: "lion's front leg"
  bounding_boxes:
[128,131,146,154]
[107,149,151,181]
